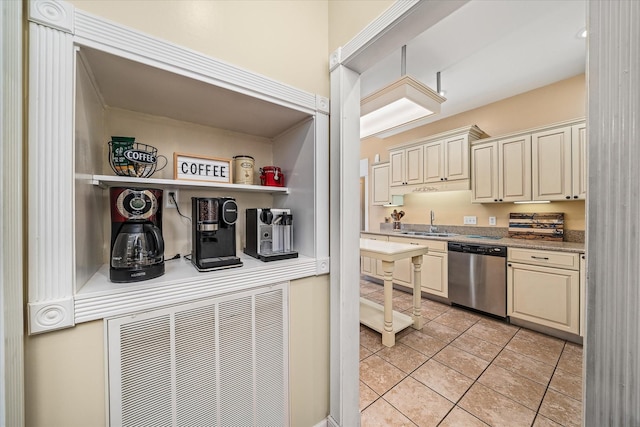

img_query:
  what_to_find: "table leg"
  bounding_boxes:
[381,259,395,347]
[411,255,424,330]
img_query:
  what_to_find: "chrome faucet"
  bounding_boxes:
[429,210,437,233]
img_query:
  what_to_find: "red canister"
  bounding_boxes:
[260,166,285,187]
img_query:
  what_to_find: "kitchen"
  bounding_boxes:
[2,1,638,426]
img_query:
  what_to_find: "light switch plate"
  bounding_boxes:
[489,216,497,226]
[463,216,477,225]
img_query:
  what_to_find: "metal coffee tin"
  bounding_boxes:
[233,155,255,184]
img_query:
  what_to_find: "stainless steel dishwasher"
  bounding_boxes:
[447,242,507,318]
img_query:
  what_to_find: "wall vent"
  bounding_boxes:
[107,284,289,427]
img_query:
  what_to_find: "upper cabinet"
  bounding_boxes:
[471,118,585,203]
[389,145,424,186]
[388,125,485,194]
[532,122,586,201]
[471,134,531,203]
[425,134,470,183]
[371,162,391,205]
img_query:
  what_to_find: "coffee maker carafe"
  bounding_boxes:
[191,197,243,271]
[244,208,298,262]
[110,187,165,283]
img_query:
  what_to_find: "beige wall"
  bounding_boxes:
[328,0,394,53]
[362,74,587,231]
[68,0,330,96]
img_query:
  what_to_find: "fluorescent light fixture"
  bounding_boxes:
[383,195,404,207]
[360,75,446,138]
[513,200,551,204]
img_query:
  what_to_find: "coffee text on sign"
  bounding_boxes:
[174,153,232,184]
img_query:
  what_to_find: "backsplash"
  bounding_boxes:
[379,223,584,243]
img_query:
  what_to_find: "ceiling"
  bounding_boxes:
[360,0,587,137]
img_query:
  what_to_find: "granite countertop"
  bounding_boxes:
[362,229,585,253]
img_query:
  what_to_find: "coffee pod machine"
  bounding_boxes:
[191,197,243,271]
[245,208,298,262]
[110,187,165,283]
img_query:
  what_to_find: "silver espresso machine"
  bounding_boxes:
[244,208,298,262]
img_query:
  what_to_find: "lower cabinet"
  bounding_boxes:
[507,248,580,335]
[387,236,448,298]
[360,233,388,279]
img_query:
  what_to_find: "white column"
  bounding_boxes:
[27,0,76,333]
[328,56,361,427]
[585,0,640,424]
[1,0,25,423]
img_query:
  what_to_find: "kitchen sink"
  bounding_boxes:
[400,231,459,238]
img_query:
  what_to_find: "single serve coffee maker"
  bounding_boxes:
[244,208,298,262]
[110,187,165,283]
[191,197,243,271]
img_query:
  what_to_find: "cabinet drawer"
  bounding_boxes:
[388,236,447,252]
[361,233,389,242]
[508,247,579,270]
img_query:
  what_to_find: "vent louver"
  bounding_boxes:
[107,284,288,427]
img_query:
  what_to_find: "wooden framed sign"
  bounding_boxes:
[174,153,232,183]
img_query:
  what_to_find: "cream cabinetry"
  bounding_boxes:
[532,122,586,201]
[360,234,389,278]
[471,134,531,203]
[371,162,390,205]
[507,248,580,335]
[424,134,470,183]
[390,146,424,186]
[387,236,448,298]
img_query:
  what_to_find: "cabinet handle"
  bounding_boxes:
[565,196,571,199]
[494,199,498,202]
[531,256,549,260]
[440,178,444,181]
[581,255,585,260]
[573,195,579,199]
[499,199,503,202]
[508,263,512,267]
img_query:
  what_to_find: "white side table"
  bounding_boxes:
[359,238,428,346]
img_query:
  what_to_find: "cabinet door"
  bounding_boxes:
[471,142,499,203]
[371,163,390,205]
[405,145,424,185]
[571,123,587,200]
[389,150,405,187]
[424,141,444,183]
[532,126,572,201]
[499,135,531,202]
[444,135,469,181]
[507,262,580,334]
[421,252,448,298]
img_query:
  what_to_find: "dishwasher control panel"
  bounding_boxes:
[448,242,507,257]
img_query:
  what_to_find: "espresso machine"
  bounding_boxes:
[191,197,243,271]
[244,208,298,262]
[110,187,165,283]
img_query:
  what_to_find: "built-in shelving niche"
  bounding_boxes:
[74,45,321,297]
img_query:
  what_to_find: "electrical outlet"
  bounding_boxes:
[463,216,477,225]
[489,216,497,226]
[166,189,178,209]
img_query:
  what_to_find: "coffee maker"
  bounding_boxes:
[110,187,165,283]
[191,197,243,271]
[244,208,298,262]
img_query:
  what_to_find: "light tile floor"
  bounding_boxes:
[359,277,583,427]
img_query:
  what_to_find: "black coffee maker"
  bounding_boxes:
[110,187,165,283]
[191,197,243,271]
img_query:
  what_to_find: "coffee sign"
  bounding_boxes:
[174,153,232,183]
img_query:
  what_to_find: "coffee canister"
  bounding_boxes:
[233,155,255,184]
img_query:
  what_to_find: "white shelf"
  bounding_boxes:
[90,174,290,194]
[359,297,414,333]
[74,253,317,323]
